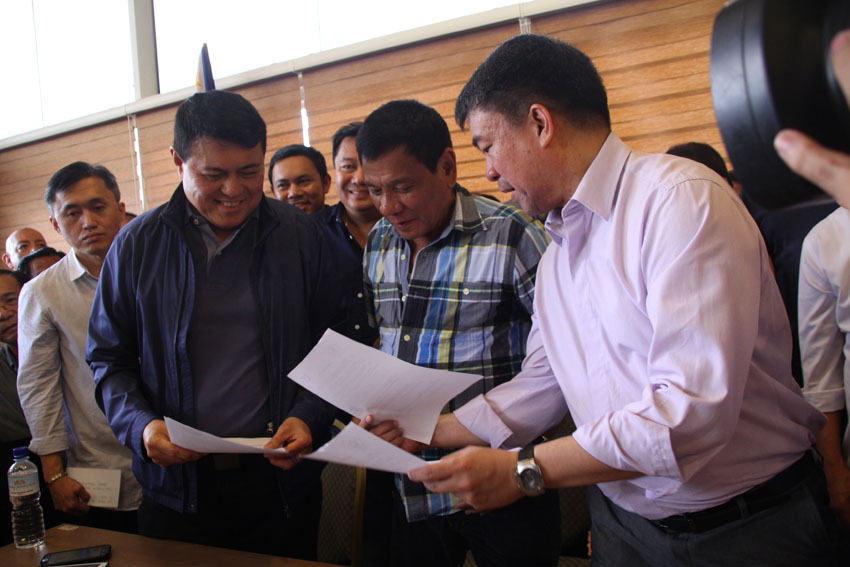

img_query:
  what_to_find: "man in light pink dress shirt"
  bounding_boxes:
[365,34,839,566]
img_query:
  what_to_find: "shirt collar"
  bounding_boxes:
[385,184,484,246]
[450,186,486,234]
[545,132,630,243]
[67,249,94,282]
[570,132,631,221]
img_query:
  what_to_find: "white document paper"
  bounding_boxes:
[165,417,287,454]
[289,329,481,444]
[165,418,427,474]
[66,467,121,508]
[307,422,427,474]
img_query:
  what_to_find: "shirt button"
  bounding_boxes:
[357,292,363,298]
[354,324,360,330]
[463,288,470,295]
[403,334,411,342]
[401,295,406,302]
[400,254,406,260]
[193,219,200,226]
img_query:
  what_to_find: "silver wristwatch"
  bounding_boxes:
[516,445,545,496]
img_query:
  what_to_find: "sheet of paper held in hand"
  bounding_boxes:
[66,467,121,508]
[165,417,289,454]
[288,329,481,444]
[165,417,427,474]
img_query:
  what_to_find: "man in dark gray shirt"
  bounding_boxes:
[88,91,342,559]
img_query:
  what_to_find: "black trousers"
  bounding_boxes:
[390,487,561,567]
[138,454,321,559]
[587,465,840,567]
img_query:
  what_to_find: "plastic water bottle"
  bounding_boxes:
[7,447,45,548]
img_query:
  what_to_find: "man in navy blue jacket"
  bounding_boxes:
[87,90,340,559]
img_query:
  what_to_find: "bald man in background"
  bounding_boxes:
[3,228,47,269]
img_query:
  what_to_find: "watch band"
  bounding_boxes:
[518,445,535,462]
[516,445,545,496]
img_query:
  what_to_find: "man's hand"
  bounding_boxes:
[408,446,522,512]
[265,417,312,470]
[824,462,850,533]
[775,29,850,209]
[142,419,205,466]
[356,414,426,453]
[47,475,91,516]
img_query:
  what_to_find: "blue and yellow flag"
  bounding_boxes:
[195,43,215,92]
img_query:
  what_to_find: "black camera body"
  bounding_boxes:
[711,0,850,209]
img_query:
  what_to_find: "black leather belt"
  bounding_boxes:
[651,452,816,533]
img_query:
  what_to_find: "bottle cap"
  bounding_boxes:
[12,447,29,459]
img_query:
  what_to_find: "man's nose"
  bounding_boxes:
[221,175,242,196]
[485,165,500,183]
[287,186,304,200]
[379,192,403,216]
[82,209,97,227]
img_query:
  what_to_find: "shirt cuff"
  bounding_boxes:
[572,414,681,479]
[454,394,515,449]
[28,435,68,457]
[803,388,846,413]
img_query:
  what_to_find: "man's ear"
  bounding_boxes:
[528,104,555,149]
[438,147,458,188]
[1,253,14,270]
[170,147,185,177]
[49,215,62,236]
[323,174,332,194]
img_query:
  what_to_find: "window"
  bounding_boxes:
[0,0,135,139]
[154,0,517,93]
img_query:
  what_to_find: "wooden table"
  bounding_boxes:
[0,524,344,567]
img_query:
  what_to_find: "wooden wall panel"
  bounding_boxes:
[298,0,726,204]
[0,0,730,244]
[0,118,140,252]
[134,104,180,210]
[302,21,522,203]
[533,0,727,156]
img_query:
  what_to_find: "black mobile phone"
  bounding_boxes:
[39,544,112,567]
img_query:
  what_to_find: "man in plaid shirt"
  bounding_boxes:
[358,99,558,567]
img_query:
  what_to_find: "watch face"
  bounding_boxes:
[520,467,544,492]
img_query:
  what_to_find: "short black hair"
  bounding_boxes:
[666,142,730,184]
[267,144,329,186]
[0,268,28,288]
[455,34,610,131]
[17,247,65,280]
[332,122,364,163]
[45,162,121,212]
[356,100,452,172]
[173,90,267,161]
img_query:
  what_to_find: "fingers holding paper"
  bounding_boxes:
[408,446,523,512]
[266,417,313,470]
[358,413,426,453]
[143,419,206,466]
